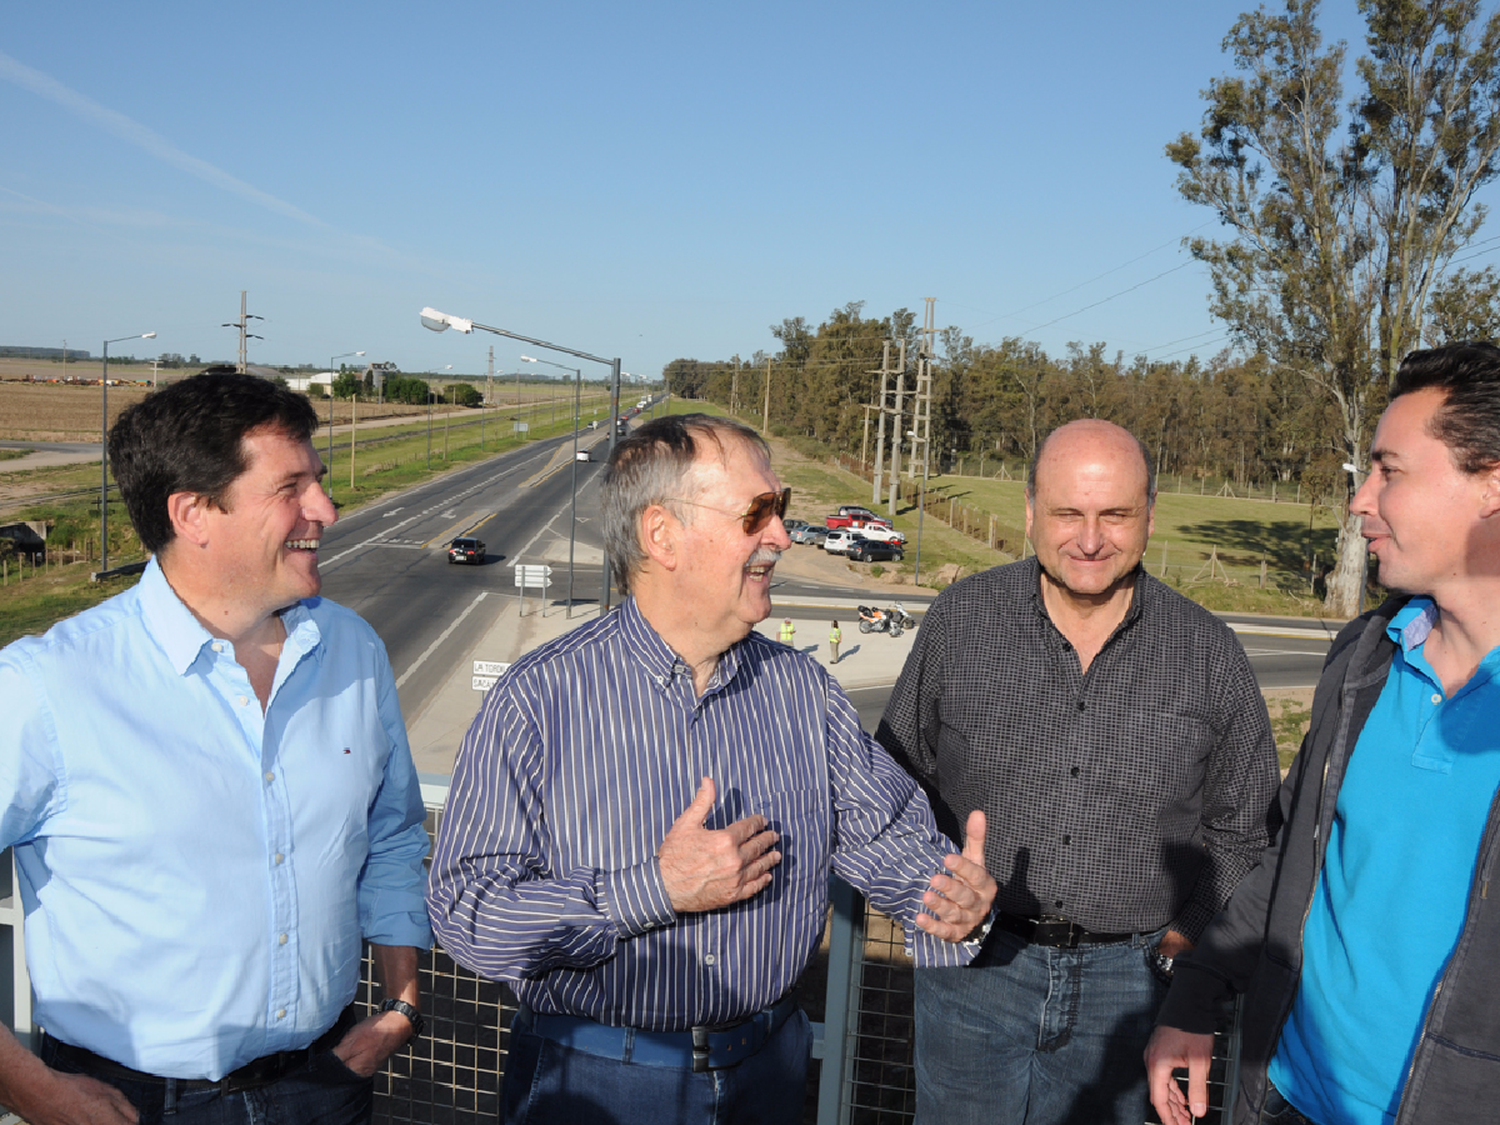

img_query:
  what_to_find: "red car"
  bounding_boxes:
[825,505,894,531]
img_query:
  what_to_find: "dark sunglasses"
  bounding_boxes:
[672,487,792,535]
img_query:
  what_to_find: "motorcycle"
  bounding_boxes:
[857,603,917,638]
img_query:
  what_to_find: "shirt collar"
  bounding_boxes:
[1025,555,1146,633]
[618,596,743,693]
[138,556,323,676]
[1387,597,1439,652]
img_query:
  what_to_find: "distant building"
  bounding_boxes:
[0,346,92,360]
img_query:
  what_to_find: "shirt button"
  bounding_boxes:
[1070,766,1080,777]
[264,771,275,783]
[1076,700,1085,711]
[274,853,284,865]
[1431,693,1442,704]
[279,933,288,945]
[276,1009,286,1020]
[1062,834,1071,845]
[238,696,249,707]
[211,643,223,653]
[1054,900,1064,909]
[704,953,717,966]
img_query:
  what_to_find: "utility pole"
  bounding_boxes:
[909,297,937,481]
[731,355,741,416]
[483,343,495,450]
[762,357,771,433]
[221,291,264,374]
[888,340,908,514]
[912,298,938,583]
[870,339,888,507]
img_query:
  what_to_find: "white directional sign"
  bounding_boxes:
[513,564,552,589]
[472,660,511,693]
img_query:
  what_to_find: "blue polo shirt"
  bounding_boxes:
[1269,599,1500,1124]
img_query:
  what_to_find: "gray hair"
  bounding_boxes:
[1026,422,1157,505]
[602,413,771,594]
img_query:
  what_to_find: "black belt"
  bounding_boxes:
[518,995,798,1074]
[996,912,1135,948]
[48,1006,356,1094]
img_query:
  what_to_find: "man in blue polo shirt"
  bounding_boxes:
[1146,340,1500,1125]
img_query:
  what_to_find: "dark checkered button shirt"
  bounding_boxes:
[877,557,1279,941]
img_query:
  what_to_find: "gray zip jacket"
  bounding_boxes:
[1156,596,1500,1125]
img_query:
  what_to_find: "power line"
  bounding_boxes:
[1016,262,1197,335]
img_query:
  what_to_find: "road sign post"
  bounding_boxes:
[512,563,552,617]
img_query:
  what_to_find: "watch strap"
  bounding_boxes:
[379,997,425,1038]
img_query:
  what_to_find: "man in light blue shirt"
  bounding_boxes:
[0,374,431,1125]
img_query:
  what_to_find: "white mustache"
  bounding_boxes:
[747,549,782,567]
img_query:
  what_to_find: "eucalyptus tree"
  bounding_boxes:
[1168,0,1500,615]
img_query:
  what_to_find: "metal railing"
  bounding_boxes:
[1,787,1244,1125]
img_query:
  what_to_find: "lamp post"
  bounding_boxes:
[422,307,621,611]
[327,351,364,496]
[100,331,156,573]
[427,364,451,469]
[523,355,584,616]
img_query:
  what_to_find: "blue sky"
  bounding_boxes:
[0,1,1445,383]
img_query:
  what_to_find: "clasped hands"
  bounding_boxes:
[656,776,996,942]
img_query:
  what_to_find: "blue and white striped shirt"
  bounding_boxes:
[428,597,973,1031]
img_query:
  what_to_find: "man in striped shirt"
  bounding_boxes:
[428,413,995,1124]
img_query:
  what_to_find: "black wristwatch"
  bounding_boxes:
[379,998,425,1039]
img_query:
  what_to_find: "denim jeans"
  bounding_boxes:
[912,925,1168,1125]
[502,1007,811,1125]
[41,1035,373,1125]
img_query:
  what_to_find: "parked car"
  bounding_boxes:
[825,505,894,530]
[783,518,811,538]
[796,525,830,546]
[824,528,860,554]
[848,538,905,563]
[447,536,486,564]
[858,525,906,545]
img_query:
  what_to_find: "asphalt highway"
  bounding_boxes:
[316,429,610,720]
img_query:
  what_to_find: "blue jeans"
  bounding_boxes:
[41,1035,373,1125]
[912,925,1168,1125]
[503,1007,812,1125]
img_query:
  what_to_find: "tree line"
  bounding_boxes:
[664,304,1351,504]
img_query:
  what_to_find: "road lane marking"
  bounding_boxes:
[396,592,490,689]
[321,457,543,571]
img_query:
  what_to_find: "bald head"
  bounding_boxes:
[1028,420,1155,508]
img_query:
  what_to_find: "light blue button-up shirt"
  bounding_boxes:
[0,558,431,1080]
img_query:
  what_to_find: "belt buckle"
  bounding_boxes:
[690,1027,710,1074]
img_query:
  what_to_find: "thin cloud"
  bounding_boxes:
[0,49,326,228]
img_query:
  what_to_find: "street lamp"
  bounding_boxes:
[523,354,584,616]
[327,350,365,496]
[100,331,156,574]
[427,364,451,468]
[421,307,622,611]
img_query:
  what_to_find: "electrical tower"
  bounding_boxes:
[221,291,264,374]
[862,339,907,513]
[908,297,938,480]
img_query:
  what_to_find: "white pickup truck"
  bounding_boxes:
[857,525,907,545]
